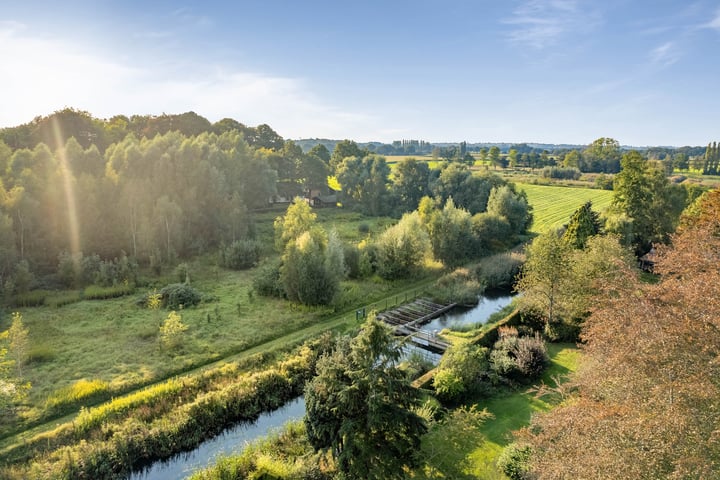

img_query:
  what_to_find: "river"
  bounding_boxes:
[420,291,514,333]
[128,397,306,480]
[128,291,514,479]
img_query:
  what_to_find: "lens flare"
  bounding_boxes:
[51,118,81,265]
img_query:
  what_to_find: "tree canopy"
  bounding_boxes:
[519,189,720,478]
[304,318,426,479]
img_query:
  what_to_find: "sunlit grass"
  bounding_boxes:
[518,183,613,234]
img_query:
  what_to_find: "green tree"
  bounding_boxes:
[392,158,431,213]
[516,231,574,328]
[330,139,366,170]
[508,148,519,168]
[0,317,31,413]
[432,163,506,214]
[159,310,188,351]
[7,312,29,377]
[425,198,475,267]
[582,137,621,173]
[304,318,427,479]
[488,146,503,169]
[335,155,391,216]
[375,211,430,279]
[563,149,581,169]
[308,143,331,164]
[609,150,676,255]
[486,185,533,235]
[563,201,602,249]
[273,198,317,252]
[280,230,341,306]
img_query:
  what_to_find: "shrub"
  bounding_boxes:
[490,330,548,381]
[432,268,483,305]
[497,442,533,480]
[220,240,262,270]
[433,343,492,403]
[541,166,581,180]
[57,251,81,288]
[84,283,135,300]
[514,333,549,378]
[46,290,82,308]
[159,283,202,309]
[357,222,370,234]
[174,262,191,283]
[27,344,56,364]
[252,260,284,297]
[474,252,525,290]
[343,244,362,279]
[9,290,48,307]
[159,311,188,351]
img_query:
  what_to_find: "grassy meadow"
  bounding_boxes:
[1,209,435,438]
[517,183,613,233]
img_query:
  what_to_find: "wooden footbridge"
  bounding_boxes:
[376,298,456,353]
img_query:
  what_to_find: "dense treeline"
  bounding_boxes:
[0,108,285,153]
[0,130,281,280]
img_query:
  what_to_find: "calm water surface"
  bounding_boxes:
[128,397,306,480]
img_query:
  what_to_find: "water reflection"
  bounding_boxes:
[420,292,514,333]
[128,397,306,480]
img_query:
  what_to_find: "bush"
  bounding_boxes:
[343,244,362,279]
[514,333,549,378]
[9,290,48,307]
[84,283,135,300]
[46,290,83,308]
[541,166,581,180]
[433,343,493,403]
[490,330,548,381]
[497,443,533,480]
[159,311,188,351]
[595,173,614,190]
[253,260,284,298]
[433,268,483,305]
[27,344,56,364]
[174,262,191,283]
[219,240,262,270]
[159,283,202,309]
[474,252,524,290]
[357,222,370,234]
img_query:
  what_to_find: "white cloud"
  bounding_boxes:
[707,9,720,29]
[0,25,377,139]
[650,41,680,66]
[504,0,600,49]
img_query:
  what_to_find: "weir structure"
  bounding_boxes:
[376,298,456,353]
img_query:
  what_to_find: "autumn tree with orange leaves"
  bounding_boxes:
[516,189,720,479]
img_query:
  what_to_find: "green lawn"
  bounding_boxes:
[518,183,613,234]
[466,344,579,478]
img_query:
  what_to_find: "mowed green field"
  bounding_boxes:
[518,183,614,234]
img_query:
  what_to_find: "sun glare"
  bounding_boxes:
[51,117,81,263]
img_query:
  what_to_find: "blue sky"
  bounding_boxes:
[1,1,719,146]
